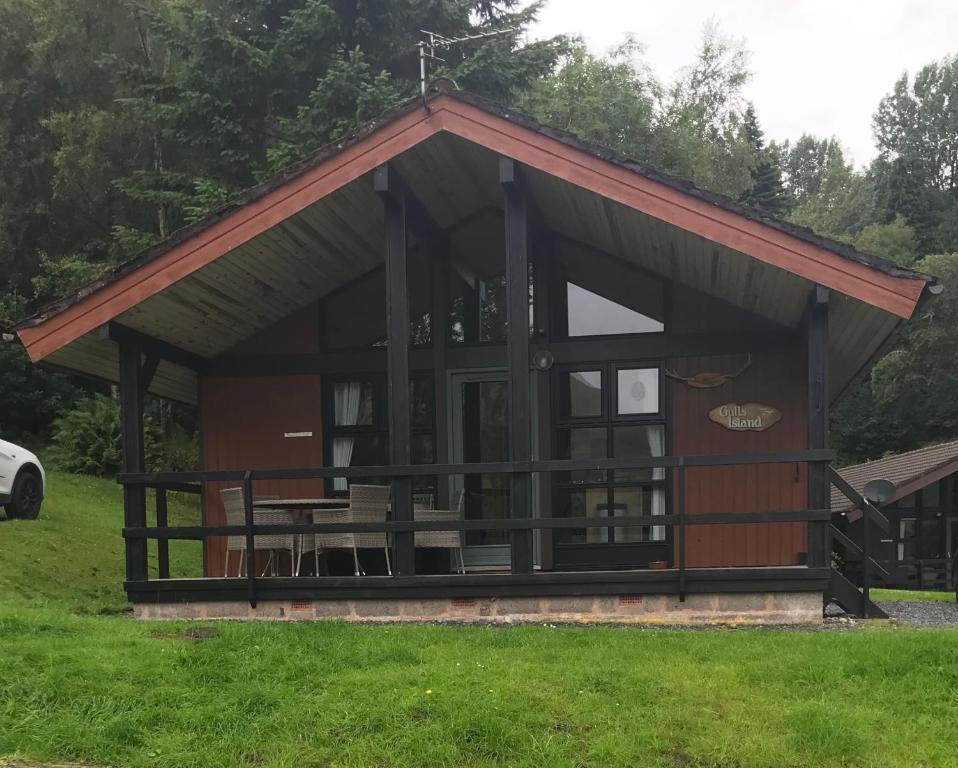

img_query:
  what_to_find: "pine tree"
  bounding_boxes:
[739,103,791,216]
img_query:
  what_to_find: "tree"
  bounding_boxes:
[520,37,659,164]
[523,23,756,199]
[738,103,790,216]
[833,252,958,462]
[871,55,958,254]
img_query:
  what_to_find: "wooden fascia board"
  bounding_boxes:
[432,97,925,320]
[19,94,926,363]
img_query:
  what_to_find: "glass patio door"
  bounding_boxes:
[449,370,512,569]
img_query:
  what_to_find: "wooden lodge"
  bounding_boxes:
[833,440,958,593]
[13,86,941,622]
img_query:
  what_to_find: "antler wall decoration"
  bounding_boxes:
[665,353,752,389]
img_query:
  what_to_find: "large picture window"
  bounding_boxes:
[554,363,668,560]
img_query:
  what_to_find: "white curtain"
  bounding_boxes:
[333,382,361,491]
[648,427,666,541]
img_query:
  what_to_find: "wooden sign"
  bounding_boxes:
[709,403,781,432]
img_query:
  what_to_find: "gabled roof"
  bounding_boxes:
[11,84,939,404]
[832,439,958,515]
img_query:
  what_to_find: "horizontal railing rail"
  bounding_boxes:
[117,448,836,608]
[117,449,836,486]
[123,508,834,541]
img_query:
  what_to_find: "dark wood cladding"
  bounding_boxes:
[200,305,324,576]
[669,287,808,568]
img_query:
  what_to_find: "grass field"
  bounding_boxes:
[871,587,954,603]
[2,473,958,767]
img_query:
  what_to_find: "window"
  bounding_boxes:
[616,368,659,415]
[898,518,916,561]
[553,245,665,339]
[558,370,603,419]
[327,375,435,494]
[566,283,663,337]
[554,363,667,548]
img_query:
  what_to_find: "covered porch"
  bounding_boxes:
[15,89,936,620]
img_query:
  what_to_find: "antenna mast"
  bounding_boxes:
[417,27,518,98]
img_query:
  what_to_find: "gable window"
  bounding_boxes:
[553,245,665,338]
[566,283,663,336]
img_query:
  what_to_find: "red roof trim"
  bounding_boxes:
[18,94,928,362]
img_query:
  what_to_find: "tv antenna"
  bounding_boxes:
[417,27,518,98]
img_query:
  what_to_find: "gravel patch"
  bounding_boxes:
[877,599,958,627]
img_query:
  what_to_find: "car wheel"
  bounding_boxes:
[7,470,42,520]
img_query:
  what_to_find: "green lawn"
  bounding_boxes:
[0,471,202,614]
[3,473,958,767]
[871,587,955,603]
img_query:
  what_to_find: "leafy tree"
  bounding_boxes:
[871,55,958,254]
[523,23,756,199]
[851,215,917,265]
[520,37,659,163]
[833,252,958,462]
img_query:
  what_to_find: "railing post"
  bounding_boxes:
[678,461,687,601]
[501,156,534,575]
[156,486,170,580]
[243,470,257,608]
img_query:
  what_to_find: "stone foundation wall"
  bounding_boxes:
[134,591,823,625]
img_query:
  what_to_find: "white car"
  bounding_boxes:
[0,438,45,519]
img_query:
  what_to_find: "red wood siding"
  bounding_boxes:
[200,305,324,576]
[669,288,808,567]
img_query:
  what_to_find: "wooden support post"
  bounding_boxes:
[156,486,170,580]
[431,250,450,508]
[119,339,149,583]
[501,157,534,575]
[533,236,553,570]
[376,163,415,576]
[806,285,829,569]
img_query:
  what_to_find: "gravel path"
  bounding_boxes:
[877,599,958,626]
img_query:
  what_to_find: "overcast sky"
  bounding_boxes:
[527,0,958,167]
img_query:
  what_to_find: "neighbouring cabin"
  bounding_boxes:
[833,440,958,592]
[12,87,939,623]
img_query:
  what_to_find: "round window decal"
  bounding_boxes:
[631,380,646,402]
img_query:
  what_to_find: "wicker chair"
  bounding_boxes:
[414,489,466,574]
[300,484,391,576]
[220,487,294,577]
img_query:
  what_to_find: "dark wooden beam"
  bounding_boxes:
[807,284,829,568]
[119,338,149,583]
[139,353,161,401]
[501,156,534,575]
[431,250,450,507]
[376,163,415,576]
[374,163,443,248]
[532,233,554,569]
[99,321,206,373]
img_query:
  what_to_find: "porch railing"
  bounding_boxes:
[118,448,836,607]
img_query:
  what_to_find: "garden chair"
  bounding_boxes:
[220,487,294,577]
[299,484,391,577]
[414,489,466,574]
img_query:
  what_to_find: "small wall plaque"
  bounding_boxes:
[284,431,313,438]
[708,403,781,432]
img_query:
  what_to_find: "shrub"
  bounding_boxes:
[48,395,162,476]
